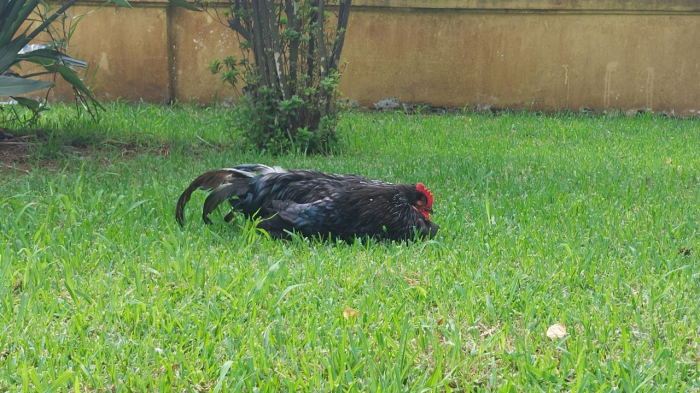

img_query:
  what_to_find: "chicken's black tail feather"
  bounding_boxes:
[176,167,258,226]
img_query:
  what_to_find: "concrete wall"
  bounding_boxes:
[44,0,700,115]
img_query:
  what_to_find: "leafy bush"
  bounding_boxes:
[178,0,352,155]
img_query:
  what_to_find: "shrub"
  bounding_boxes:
[177,0,352,154]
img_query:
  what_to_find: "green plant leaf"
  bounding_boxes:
[0,37,29,72]
[45,370,73,393]
[22,0,76,42]
[213,360,234,393]
[0,0,39,47]
[11,96,44,112]
[18,49,88,68]
[168,0,202,12]
[0,75,53,96]
[54,64,91,96]
[53,64,104,110]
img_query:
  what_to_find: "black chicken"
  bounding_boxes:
[175,164,439,241]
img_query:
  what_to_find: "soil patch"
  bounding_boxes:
[0,133,171,175]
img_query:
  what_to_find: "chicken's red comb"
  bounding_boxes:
[416,183,433,208]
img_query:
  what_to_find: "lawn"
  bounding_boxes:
[1,104,699,391]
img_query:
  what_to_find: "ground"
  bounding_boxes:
[1,105,699,391]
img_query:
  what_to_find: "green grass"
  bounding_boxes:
[1,104,700,391]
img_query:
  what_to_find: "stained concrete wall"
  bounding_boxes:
[44,0,700,115]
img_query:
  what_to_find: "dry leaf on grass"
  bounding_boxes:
[343,307,359,320]
[546,323,567,339]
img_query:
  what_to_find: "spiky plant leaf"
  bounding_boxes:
[0,74,53,96]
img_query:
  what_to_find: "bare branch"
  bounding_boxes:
[306,0,318,87]
[330,0,351,72]
[251,0,270,87]
[228,17,251,42]
[316,0,327,78]
[17,71,54,78]
[267,0,291,99]
[285,0,301,86]
[259,0,282,99]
